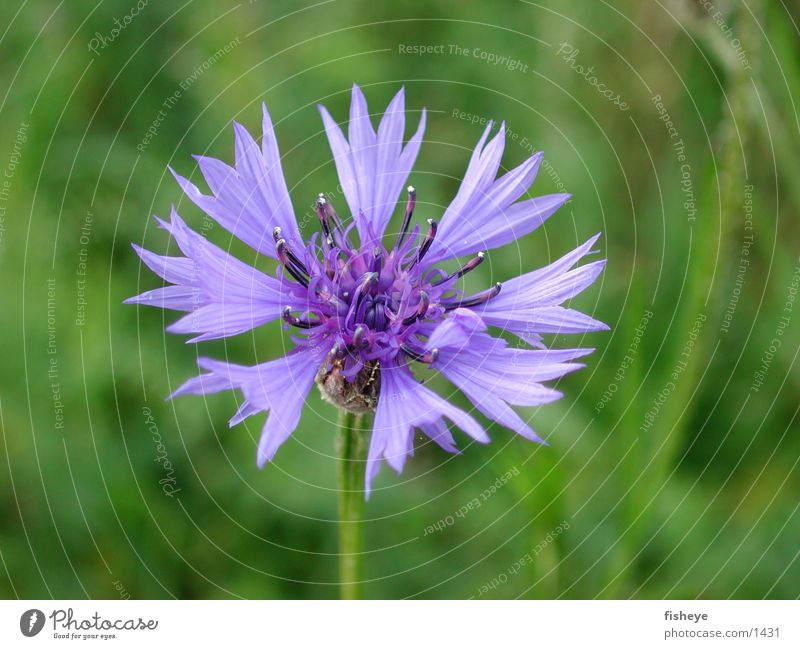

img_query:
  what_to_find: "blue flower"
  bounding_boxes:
[127,85,607,496]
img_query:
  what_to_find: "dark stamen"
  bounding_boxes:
[276,239,309,287]
[319,193,344,232]
[282,306,319,329]
[396,185,416,248]
[313,281,343,309]
[441,282,502,310]
[315,196,333,244]
[402,291,429,326]
[418,219,437,261]
[370,247,383,274]
[435,252,485,286]
[352,325,367,349]
[409,219,437,269]
[360,271,379,292]
[273,227,309,273]
[330,342,346,359]
[400,344,438,364]
[456,251,485,278]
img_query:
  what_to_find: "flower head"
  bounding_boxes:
[127,85,607,496]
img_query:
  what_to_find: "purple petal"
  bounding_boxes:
[418,420,460,454]
[426,314,592,441]
[473,235,607,339]
[318,85,427,242]
[124,285,200,311]
[456,122,505,208]
[431,149,546,261]
[319,104,360,222]
[374,87,406,214]
[261,103,300,242]
[435,192,570,259]
[127,208,298,340]
[425,123,502,245]
[166,302,279,342]
[424,308,487,352]
[348,85,378,226]
[481,305,609,336]
[131,244,194,284]
[366,362,486,496]
[170,167,273,257]
[233,119,301,246]
[193,155,236,196]
[171,344,330,467]
[455,380,546,443]
[169,112,299,256]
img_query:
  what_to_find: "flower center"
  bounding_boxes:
[276,188,503,397]
[363,295,388,331]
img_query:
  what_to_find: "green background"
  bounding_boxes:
[0,0,798,599]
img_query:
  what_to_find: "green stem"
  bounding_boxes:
[336,409,366,599]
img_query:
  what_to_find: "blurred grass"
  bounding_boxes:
[0,0,798,599]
